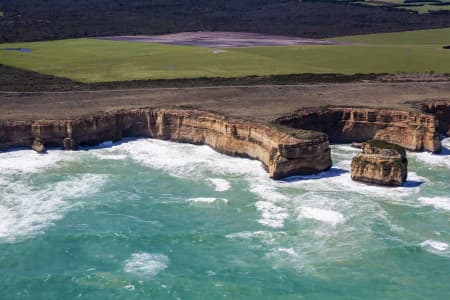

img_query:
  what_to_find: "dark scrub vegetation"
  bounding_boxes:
[1,0,450,42]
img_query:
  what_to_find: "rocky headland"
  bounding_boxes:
[419,102,450,137]
[0,91,448,182]
[351,140,408,186]
[275,106,442,153]
[0,108,332,179]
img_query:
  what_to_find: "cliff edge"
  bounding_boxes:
[275,107,442,153]
[0,108,332,179]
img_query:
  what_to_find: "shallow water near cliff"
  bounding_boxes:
[0,138,449,299]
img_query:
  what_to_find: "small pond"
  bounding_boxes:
[1,48,32,53]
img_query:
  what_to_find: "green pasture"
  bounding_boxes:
[354,0,450,13]
[0,28,449,83]
[405,4,450,13]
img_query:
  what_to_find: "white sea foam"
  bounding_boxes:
[276,247,299,257]
[264,247,306,272]
[255,201,289,229]
[250,183,288,202]
[207,178,231,192]
[124,253,169,277]
[0,174,107,243]
[94,153,128,160]
[225,230,286,241]
[331,145,360,161]
[298,207,345,226]
[419,197,450,211]
[280,170,425,202]
[187,197,228,204]
[0,177,9,186]
[421,240,449,252]
[409,138,450,168]
[411,152,450,169]
[112,139,265,178]
[0,149,72,174]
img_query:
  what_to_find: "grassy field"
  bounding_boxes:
[353,0,450,13]
[0,28,449,83]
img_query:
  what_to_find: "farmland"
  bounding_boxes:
[0,28,449,83]
[353,0,450,13]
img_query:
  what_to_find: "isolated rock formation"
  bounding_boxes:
[0,108,332,179]
[351,140,408,186]
[31,138,46,153]
[275,107,442,152]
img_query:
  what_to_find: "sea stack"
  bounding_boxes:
[351,140,407,186]
[31,138,46,154]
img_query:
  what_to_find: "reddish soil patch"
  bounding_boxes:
[96,31,338,47]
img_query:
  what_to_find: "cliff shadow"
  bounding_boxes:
[439,137,450,155]
[403,178,425,188]
[77,137,139,151]
[279,167,348,183]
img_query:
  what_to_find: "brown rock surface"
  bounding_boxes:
[31,138,46,153]
[419,101,450,137]
[275,107,441,153]
[0,108,332,179]
[351,140,408,187]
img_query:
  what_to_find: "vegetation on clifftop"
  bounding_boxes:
[2,0,450,43]
[270,124,326,141]
[366,139,407,157]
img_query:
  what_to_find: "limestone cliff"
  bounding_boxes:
[0,108,332,179]
[419,101,450,137]
[275,107,441,153]
[351,140,408,187]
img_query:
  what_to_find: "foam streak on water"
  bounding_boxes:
[298,207,345,226]
[419,197,450,211]
[0,174,107,243]
[124,253,169,277]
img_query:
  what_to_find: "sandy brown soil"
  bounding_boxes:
[1,81,449,123]
[96,32,338,47]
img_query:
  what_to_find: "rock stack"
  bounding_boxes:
[351,140,407,186]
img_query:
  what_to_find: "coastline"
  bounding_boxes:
[0,108,332,179]
[1,100,448,179]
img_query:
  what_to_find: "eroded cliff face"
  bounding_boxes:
[0,108,332,179]
[419,101,450,137]
[351,140,408,187]
[275,107,441,153]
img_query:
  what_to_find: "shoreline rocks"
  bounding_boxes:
[31,138,46,154]
[0,108,332,179]
[275,106,442,153]
[351,140,408,187]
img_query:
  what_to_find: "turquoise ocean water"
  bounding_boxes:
[0,138,449,299]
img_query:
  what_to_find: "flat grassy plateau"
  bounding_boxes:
[352,0,450,14]
[0,28,449,83]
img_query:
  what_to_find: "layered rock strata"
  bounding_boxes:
[275,107,441,152]
[419,101,450,136]
[0,108,332,179]
[351,140,408,187]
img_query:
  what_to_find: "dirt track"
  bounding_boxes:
[1,81,449,122]
[96,31,338,47]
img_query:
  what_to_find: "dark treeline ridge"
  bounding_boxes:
[1,0,450,42]
[0,64,384,92]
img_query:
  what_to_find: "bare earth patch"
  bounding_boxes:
[96,31,338,47]
[1,81,449,122]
